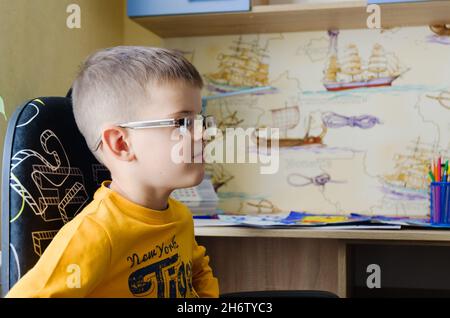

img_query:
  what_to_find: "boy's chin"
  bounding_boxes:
[179,165,205,188]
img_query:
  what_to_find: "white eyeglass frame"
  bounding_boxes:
[91,114,217,152]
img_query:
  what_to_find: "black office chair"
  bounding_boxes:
[221,290,339,298]
[1,92,111,296]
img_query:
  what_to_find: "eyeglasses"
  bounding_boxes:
[92,114,217,152]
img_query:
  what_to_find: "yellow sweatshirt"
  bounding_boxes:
[7,181,219,298]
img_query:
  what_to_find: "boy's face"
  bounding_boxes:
[127,81,204,190]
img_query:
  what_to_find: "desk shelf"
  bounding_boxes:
[195,226,450,242]
[196,226,450,297]
[131,0,450,38]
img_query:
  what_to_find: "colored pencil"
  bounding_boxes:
[438,157,441,182]
[444,160,449,182]
[429,170,435,182]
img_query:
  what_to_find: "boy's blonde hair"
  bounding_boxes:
[72,46,203,161]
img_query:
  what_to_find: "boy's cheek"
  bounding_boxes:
[140,137,204,186]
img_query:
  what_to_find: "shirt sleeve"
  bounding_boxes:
[191,238,219,298]
[6,216,111,298]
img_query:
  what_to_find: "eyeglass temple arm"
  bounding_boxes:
[118,118,179,129]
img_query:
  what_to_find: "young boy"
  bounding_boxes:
[7,46,219,298]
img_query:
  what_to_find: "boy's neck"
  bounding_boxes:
[109,180,170,211]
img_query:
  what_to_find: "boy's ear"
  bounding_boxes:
[102,125,135,161]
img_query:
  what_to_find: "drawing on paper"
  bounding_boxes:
[204,36,270,93]
[205,164,234,192]
[381,137,435,200]
[254,105,327,148]
[427,25,450,45]
[287,172,346,189]
[322,112,382,129]
[323,30,409,92]
[238,199,282,214]
[426,90,450,110]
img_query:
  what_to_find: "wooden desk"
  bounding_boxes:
[195,227,450,297]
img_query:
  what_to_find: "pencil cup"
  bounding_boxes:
[430,182,450,225]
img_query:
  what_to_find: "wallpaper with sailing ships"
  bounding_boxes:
[165,26,450,216]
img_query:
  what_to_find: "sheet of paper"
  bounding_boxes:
[194,219,238,227]
[314,225,402,230]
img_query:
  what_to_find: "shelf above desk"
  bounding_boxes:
[195,226,450,242]
[131,1,450,38]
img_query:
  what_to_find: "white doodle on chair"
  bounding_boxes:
[16,101,42,128]
[9,243,21,280]
[10,129,89,223]
[32,230,60,257]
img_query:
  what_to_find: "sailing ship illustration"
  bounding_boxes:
[323,30,408,92]
[254,105,327,148]
[205,36,270,93]
[382,138,435,200]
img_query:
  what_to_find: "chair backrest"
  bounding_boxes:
[1,95,110,296]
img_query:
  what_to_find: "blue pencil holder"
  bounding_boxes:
[430,182,450,225]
